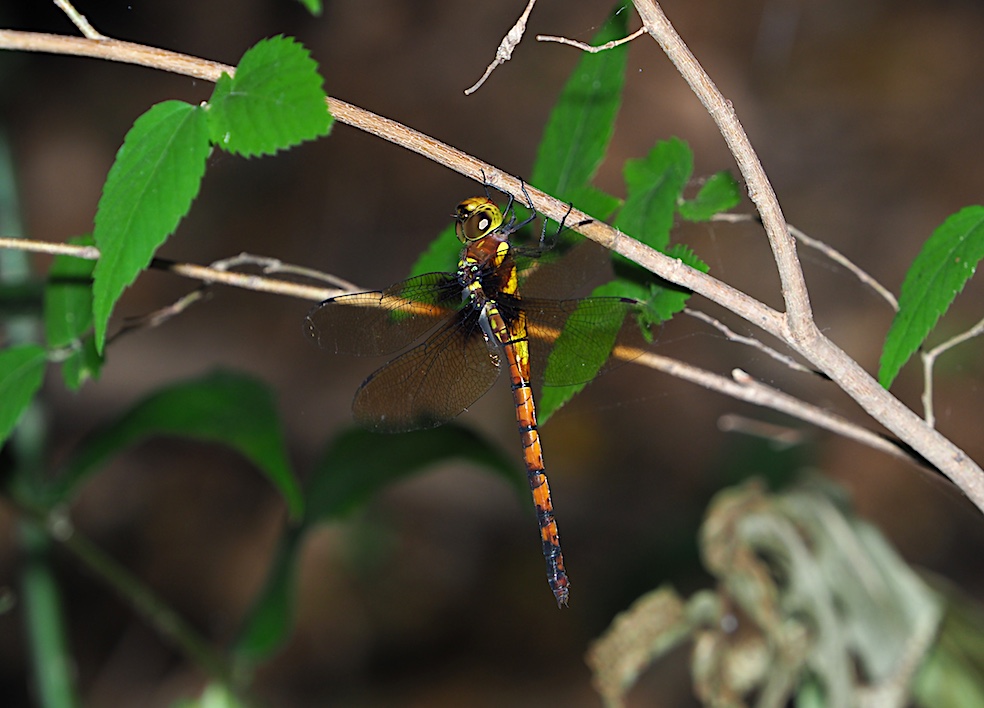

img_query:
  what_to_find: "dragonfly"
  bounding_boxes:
[304,187,651,606]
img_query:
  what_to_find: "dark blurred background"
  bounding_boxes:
[2,0,984,705]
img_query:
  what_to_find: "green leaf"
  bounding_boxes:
[648,243,708,321]
[536,138,706,422]
[51,371,302,516]
[530,2,629,203]
[92,101,210,352]
[600,244,707,322]
[536,278,655,423]
[295,0,322,15]
[207,36,331,158]
[233,526,302,664]
[0,344,46,447]
[44,235,95,349]
[306,426,519,523]
[413,0,633,299]
[536,295,627,422]
[234,425,517,664]
[616,137,693,252]
[567,185,622,224]
[44,235,102,390]
[536,380,577,426]
[58,336,102,392]
[601,138,697,338]
[879,205,984,387]
[537,245,706,422]
[409,223,459,278]
[678,171,741,222]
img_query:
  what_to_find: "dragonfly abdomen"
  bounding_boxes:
[483,298,571,607]
[515,384,570,607]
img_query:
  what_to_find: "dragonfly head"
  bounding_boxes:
[454,197,503,243]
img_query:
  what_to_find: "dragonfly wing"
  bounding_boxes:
[353,310,501,433]
[304,272,462,356]
[522,296,651,387]
[516,239,612,300]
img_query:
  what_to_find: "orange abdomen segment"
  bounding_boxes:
[489,305,570,607]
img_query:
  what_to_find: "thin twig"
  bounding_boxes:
[712,213,899,311]
[717,414,811,448]
[210,252,359,291]
[464,0,538,95]
[787,223,898,311]
[624,352,915,465]
[536,27,646,53]
[0,236,100,260]
[0,237,341,302]
[684,307,816,374]
[107,288,209,344]
[52,0,106,40]
[726,369,911,461]
[921,315,984,427]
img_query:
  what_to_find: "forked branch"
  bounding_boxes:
[626,0,984,507]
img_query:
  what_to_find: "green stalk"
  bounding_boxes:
[20,519,77,708]
[0,126,80,706]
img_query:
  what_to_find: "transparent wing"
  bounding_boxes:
[304,272,462,356]
[519,296,651,387]
[352,309,501,433]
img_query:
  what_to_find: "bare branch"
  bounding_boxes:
[629,0,812,332]
[0,236,100,259]
[52,0,106,40]
[717,414,811,448]
[464,0,538,95]
[629,0,984,509]
[684,307,815,374]
[536,27,646,53]
[713,213,899,311]
[0,236,341,302]
[107,288,208,344]
[0,31,772,327]
[626,352,915,466]
[209,252,359,291]
[921,315,984,427]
